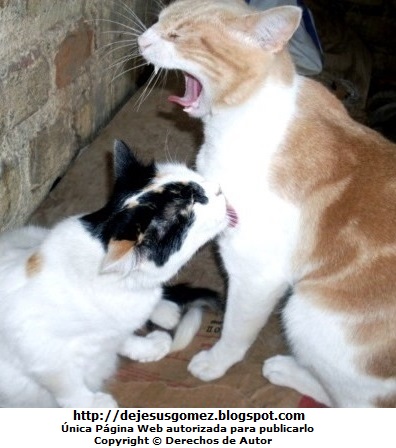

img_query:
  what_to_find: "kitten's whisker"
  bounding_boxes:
[164,131,176,164]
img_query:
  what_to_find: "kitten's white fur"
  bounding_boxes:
[0,161,228,408]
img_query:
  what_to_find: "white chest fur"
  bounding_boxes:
[196,80,301,281]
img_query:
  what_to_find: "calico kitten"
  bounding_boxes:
[0,140,231,408]
[138,0,396,407]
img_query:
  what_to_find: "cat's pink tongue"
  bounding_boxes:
[168,73,202,108]
[226,204,238,228]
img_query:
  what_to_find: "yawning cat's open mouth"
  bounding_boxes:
[168,73,203,115]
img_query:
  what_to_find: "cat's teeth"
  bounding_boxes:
[154,66,159,75]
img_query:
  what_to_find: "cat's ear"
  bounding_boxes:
[241,6,302,53]
[113,139,156,191]
[100,239,139,276]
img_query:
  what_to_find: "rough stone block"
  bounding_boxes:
[0,157,24,231]
[55,20,94,89]
[26,0,83,29]
[4,52,50,128]
[0,166,12,222]
[28,117,75,190]
[74,101,93,145]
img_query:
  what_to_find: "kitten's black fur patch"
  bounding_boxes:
[81,140,209,267]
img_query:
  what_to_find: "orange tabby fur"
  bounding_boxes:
[140,0,396,407]
[275,78,396,389]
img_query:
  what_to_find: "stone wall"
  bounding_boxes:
[0,0,155,231]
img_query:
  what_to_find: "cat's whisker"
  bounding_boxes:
[100,29,141,37]
[150,67,167,96]
[140,70,158,100]
[107,51,142,68]
[104,55,142,76]
[97,36,139,61]
[94,2,149,82]
[98,39,137,55]
[138,68,164,108]
[106,50,140,77]
[99,41,138,61]
[111,7,147,34]
[135,69,159,109]
[110,61,149,84]
[105,54,137,72]
[156,68,171,105]
[107,0,147,33]
[92,18,143,34]
[152,0,165,12]
[112,0,148,31]
[141,1,160,24]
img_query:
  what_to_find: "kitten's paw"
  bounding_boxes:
[262,355,298,388]
[136,330,172,363]
[90,392,118,408]
[150,301,181,330]
[188,349,228,382]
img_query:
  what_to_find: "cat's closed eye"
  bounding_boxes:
[167,31,180,40]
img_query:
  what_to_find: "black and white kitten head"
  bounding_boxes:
[82,140,233,282]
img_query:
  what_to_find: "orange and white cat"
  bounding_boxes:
[139,0,396,407]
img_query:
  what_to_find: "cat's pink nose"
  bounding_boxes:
[138,34,153,52]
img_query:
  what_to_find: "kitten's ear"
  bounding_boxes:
[242,6,302,53]
[100,239,139,276]
[113,139,156,191]
[114,139,144,180]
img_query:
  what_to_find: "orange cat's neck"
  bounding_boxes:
[216,48,296,109]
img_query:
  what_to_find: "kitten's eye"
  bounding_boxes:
[168,31,180,40]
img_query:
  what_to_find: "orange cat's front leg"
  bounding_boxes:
[188,274,289,381]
